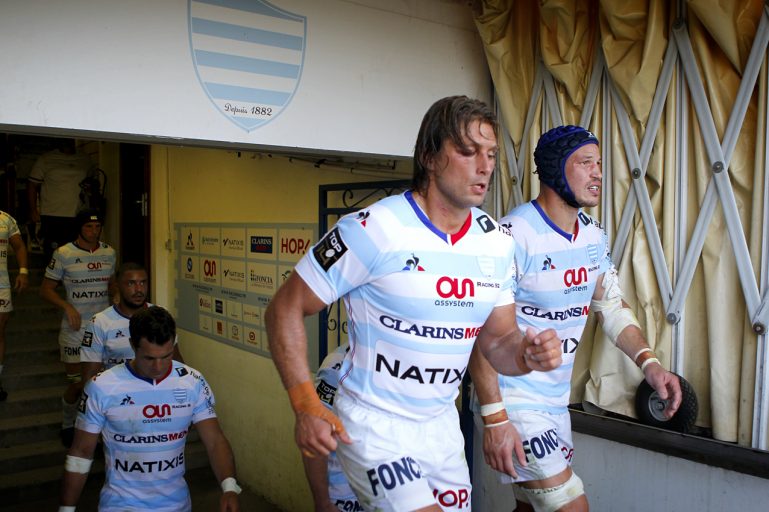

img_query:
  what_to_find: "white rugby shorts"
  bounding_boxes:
[59,324,86,364]
[0,288,12,313]
[334,391,472,511]
[496,408,574,484]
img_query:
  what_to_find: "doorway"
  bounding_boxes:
[119,143,151,270]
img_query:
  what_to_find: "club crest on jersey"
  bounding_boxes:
[476,256,495,277]
[586,244,600,264]
[313,227,348,271]
[173,388,187,404]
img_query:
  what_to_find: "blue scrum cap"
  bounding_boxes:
[533,125,598,207]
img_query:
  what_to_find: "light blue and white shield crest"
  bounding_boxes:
[189,0,306,131]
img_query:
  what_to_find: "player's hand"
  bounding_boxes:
[644,364,682,418]
[64,304,82,331]
[288,381,352,458]
[483,420,525,478]
[14,273,28,293]
[219,491,240,512]
[295,409,352,458]
[522,327,562,371]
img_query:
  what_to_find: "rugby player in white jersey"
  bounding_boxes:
[0,210,28,401]
[469,125,682,512]
[266,96,563,511]
[40,208,116,447]
[60,306,241,512]
[80,261,183,384]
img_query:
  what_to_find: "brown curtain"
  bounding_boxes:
[474,0,766,446]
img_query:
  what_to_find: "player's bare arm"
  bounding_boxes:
[592,272,682,417]
[265,272,351,457]
[475,303,562,375]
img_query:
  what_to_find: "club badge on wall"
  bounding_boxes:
[189,0,306,131]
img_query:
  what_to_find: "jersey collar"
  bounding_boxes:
[125,360,173,385]
[532,199,580,243]
[405,190,472,245]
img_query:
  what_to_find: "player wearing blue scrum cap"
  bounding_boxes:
[470,125,683,512]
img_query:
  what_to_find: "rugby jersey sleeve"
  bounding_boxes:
[314,346,345,412]
[294,213,380,305]
[191,369,218,424]
[3,214,20,239]
[80,314,105,363]
[44,248,66,281]
[76,378,107,434]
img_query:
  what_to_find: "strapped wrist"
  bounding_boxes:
[221,477,242,494]
[18,267,28,275]
[636,350,658,369]
[641,357,661,372]
[287,381,318,412]
[480,401,505,417]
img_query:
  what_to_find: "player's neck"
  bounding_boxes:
[116,301,145,318]
[75,236,99,252]
[412,190,470,234]
[536,190,578,234]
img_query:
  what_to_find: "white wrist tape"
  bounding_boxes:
[64,455,93,474]
[19,267,28,275]
[480,401,505,417]
[221,477,242,494]
[641,357,661,372]
[484,419,510,429]
[58,507,76,512]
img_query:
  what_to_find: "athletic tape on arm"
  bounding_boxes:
[591,268,640,345]
[64,454,93,474]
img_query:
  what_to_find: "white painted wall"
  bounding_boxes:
[0,0,488,157]
[471,422,769,512]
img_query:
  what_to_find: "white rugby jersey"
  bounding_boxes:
[0,211,20,289]
[77,360,216,512]
[296,191,516,420]
[498,200,612,413]
[45,241,116,333]
[80,303,154,368]
[315,344,359,507]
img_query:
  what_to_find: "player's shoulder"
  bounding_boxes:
[170,361,208,386]
[576,210,604,232]
[89,362,125,387]
[470,207,514,244]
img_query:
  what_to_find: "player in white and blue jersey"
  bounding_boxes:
[60,306,241,512]
[267,96,563,511]
[40,208,116,446]
[0,210,28,401]
[80,261,183,384]
[302,343,364,511]
[470,126,682,512]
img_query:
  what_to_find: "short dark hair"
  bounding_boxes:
[116,261,147,281]
[129,306,175,348]
[411,95,497,194]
